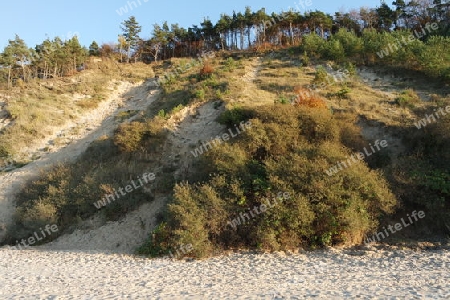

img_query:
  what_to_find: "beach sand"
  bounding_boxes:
[0,247,449,299]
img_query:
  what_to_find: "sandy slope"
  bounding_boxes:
[0,80,159,243]
[1,62,449,299]
[40,100,226,254]
[0,247,449,299]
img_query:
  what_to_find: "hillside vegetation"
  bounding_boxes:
[1,2,450,257]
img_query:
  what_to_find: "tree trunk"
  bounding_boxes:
[7,66,11,89]
[290,22,294,45]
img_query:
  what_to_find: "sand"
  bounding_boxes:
[0,80,159,243]
[0,247,449,299]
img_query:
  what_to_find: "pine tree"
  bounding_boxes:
[0,48,14,88]
[89,41,100,56]
[1,35,31,86]
[244,7,255,48]
[376,2,395,31]
[65,36,87,74]
[121,16,142,62]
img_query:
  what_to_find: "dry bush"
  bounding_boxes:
[199,63,214,78]
[293,86,327,109]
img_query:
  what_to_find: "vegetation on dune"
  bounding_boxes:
[138,105,398,258]
[389,97,450,232]
[4,55,229,244]
[301,28,450,82]
[7,135,157,244]
[1,1,450,255]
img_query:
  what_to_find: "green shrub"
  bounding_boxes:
[395,89,420,108]
[343,62,357,77]
[114,117,167,153]
[312,66,333,86]
[330,87,351,100]
[158,109,168,119]
[114,122,148,152]
[9,133,162,244]
[194,89,206,100]
[332,29,363,57]
[224,57,237,72]
[217,106,254,127]
[136,222,174,257]
[170,104,184,115]
[323,40,345,63]
[301,51,310,66]
[140,105,397,258]
[302,34,327,58]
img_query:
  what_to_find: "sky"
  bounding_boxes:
[0,0,385,49]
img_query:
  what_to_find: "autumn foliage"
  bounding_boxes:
[199,63,214,78]
[292,86,328,109]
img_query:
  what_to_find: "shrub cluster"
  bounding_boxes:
[391,96,450,230]
[301,29,450,83]
[114,117,166,153]
[140,105,397,258]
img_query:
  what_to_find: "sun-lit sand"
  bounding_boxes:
[0,247,449,299]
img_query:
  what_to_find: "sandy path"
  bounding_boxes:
[0,80,159,243]
[0,247,448,299]
[39,196,167,254]
[166,101,225,181]
[357,67,439,102]
[238,57,274,106]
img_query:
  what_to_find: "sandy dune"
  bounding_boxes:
[1,63,449,299]
[0,80,159,243]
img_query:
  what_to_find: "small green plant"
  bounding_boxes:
[301,51,310,66]
[312,66,332,86]
[215,89,224,100]
[158,109,168,119]
[170,104,184,115]
[343,62,356,77]
[276,94,290,104]
[195,89,206,100]
[413,170,450,196]
[224,57,237,72]
[335,87,351,99]
[395,89,420,108]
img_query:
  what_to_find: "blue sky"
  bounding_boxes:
[1,0,385,49]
